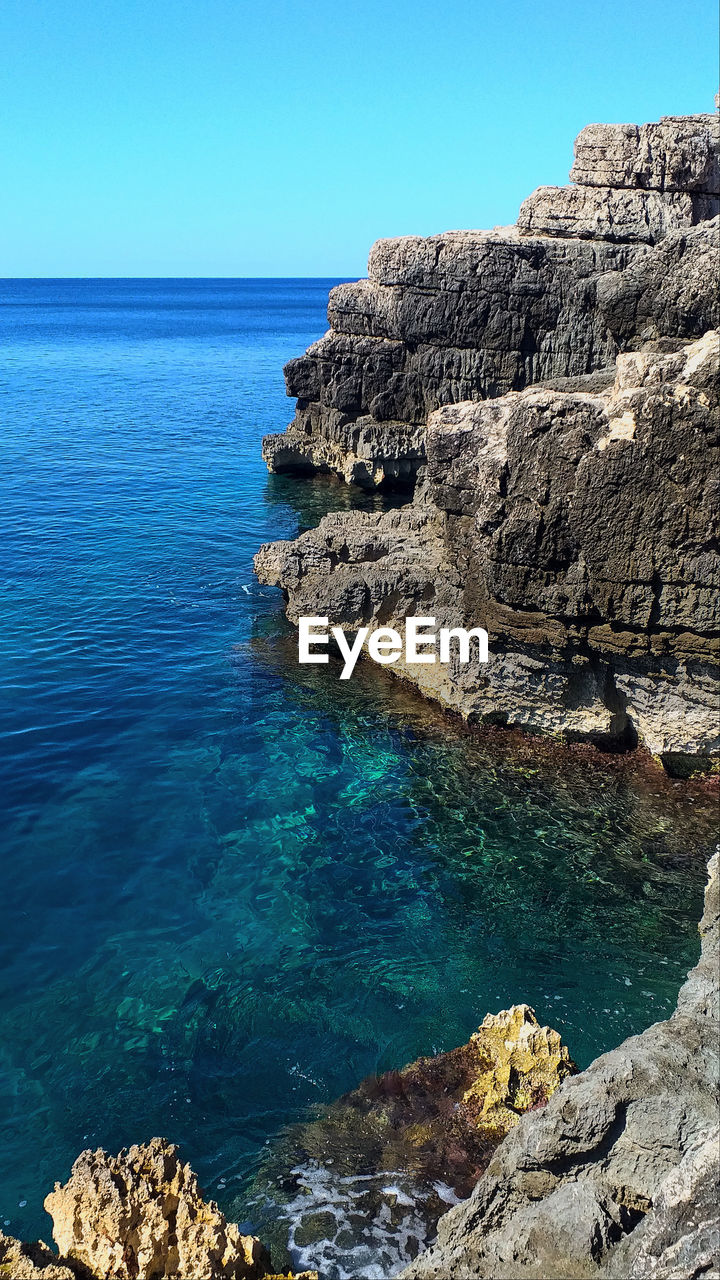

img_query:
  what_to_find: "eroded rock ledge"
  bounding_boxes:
[256,331,719,759]
[262,112,718,490]
[400,850,720,1280]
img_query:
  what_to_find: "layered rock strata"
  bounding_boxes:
[256,331,719,758]
[401,851,720,1280]
[256,110,719,759]
[262,113,718,489]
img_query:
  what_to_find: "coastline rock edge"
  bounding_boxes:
[400,850,720,1280]
[255,109,719,762]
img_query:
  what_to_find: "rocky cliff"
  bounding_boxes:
[256,112,720,762]
[400,850,719,1280]
[262,113,718,489]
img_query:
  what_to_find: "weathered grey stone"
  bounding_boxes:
[256,334,720,756]
[399,853,720,1280]
[597,216,720,346]
[256,106,720,1280]
[517,184,718,243]
[570,115,720,193]
[602,1128,720,1280]
[264,114,719,491]
[273,233,632,487]
[262,406,425,488]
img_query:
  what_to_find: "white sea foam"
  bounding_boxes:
[253,1160,442,1280]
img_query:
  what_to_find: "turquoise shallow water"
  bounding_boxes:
[0,280,716,1256]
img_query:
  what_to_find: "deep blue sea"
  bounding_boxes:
[0,280,716,1268]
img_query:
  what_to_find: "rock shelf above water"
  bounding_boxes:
[256,109,720,763]
[262,112,718,491]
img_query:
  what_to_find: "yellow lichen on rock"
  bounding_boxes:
[462,1004,576,1132]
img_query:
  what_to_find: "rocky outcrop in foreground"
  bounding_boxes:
[0,1013,574,1280]
[0,1139,316,1280]
[256,111,719,761]
[276,1003,576,1195]
[2,859,716,1280]
[401,851,720,1280]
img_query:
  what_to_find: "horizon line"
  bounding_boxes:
[0,274,359,281]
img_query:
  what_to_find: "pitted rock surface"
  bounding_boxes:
[399,852,720,1280]
[43,1138,272,1280]
[256,333,720,757]
[263,112,719,491]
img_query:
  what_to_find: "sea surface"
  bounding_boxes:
[0,280,716,1275]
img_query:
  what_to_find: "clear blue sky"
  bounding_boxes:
[1,0,716,276]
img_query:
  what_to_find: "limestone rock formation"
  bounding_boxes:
[256,109,719,760]
[44,1138,271,1280]
[569,116,720,193]
[516,185,716,244]
[462,1005,576,1132]
[0,1138,316,1280]
[0,1231,78,1279]
[262,112,718,490]
[256,331,719,758]
[601,1127,720,1280]
[400,851,720,1280]
[264,1004,574,1196]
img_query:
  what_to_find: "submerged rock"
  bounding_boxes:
[401,852,720,1280]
